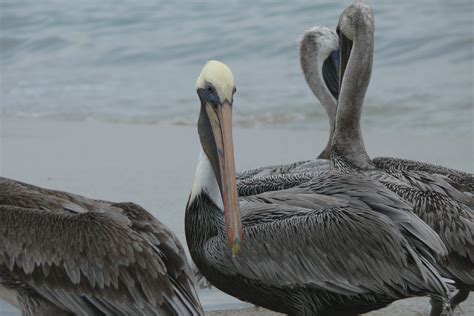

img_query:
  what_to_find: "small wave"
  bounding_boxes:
[25,36,69,53]
[0,0,471,136]
[4,99,470,137]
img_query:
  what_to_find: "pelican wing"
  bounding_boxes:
[373,157,474,193]
[386,169,471,205]
[368,170,474,264]
[236,160,330,181]
[238,171,317,196]
[0,178,202,316]
[208,172,450,297]
[240,171,448,260]
[206,199,448,299]
[236,160,312,180]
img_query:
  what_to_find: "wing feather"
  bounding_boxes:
[0,178,203,316]
[206,203,448,299]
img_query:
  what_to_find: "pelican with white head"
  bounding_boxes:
[190,60,242,256]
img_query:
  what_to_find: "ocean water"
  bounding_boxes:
[0,1,473,314]
[1,0,473,133]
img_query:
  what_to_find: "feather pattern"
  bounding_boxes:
[0,177,203,316]
[367,169,474,282]
[236,159,330,181]
[373,157,473,194]
[186,171,450,315]
[332,149,474,288]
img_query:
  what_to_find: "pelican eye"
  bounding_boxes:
[206,85,216,95]
[201,83,221,107]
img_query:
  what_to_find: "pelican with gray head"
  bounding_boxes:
[332,0,374,170]
[0,178,203,315]
[333,1,474,314]
[298,27,472,192]
[299,26,340,160]
[235,27,340,180]
[186,60,451,315]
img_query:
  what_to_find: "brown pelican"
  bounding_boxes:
[299,27,340,161]
[243,21,472,189]
[332,1,474,315]
[193,32,339,286]
[186,60,451,315]
[0,177,203,315]
[194,27,344,290]
[299,27,473,193]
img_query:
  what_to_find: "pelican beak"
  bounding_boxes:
[338,29,353,91]
[204,100,243,256]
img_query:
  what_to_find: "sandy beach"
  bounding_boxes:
[0,117,473,315]
[206,296,474,316]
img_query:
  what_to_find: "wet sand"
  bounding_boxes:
[206,296,473,315]
[0,117,472,315]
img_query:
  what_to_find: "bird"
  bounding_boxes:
[185,59,451,316]
[299,26,340,161]
[234,30,342,180]
[371,158,473,194]
[298,25,472,194]
[0,177,203,316]
[192,30,341,288]
[331,1,473,315]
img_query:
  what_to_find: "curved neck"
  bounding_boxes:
[300,47,337,160]
[186,149,226,262]
[332,22,374,169]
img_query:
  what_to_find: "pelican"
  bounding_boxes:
[332,1,474,314]
[236,25,342,181]
[186,60,451,315]
[235,28,340,181]
[298,27,472,193]
[0,177,203,315]
[237,25,341,181]
[242,21,472,188]
[193,31,340,286]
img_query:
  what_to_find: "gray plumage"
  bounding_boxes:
[187,170,451,315]
[236,159,330,181]
[373,157,473,194]
[299,26,473,194]
[0,177,203,316]
[233,27,341,182]
[193,170,327,290]
[188,58,454,315]
[332,2,473,314]
[332,157,474,313]
[364,169,474,276]
[237,171,316,197]
[299,26,340,161]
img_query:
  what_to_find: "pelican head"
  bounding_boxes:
[196,60,242,256]
[337,0,374,88]
[300,26,340,103]
[299,26,340,159]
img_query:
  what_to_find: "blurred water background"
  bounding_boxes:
[0,0,473,314]
[1,0,472,133]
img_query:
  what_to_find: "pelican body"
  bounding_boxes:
[331,1,474,314]
[186,60,450,316]
[0,177,203,316]
[372,158,473,193]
